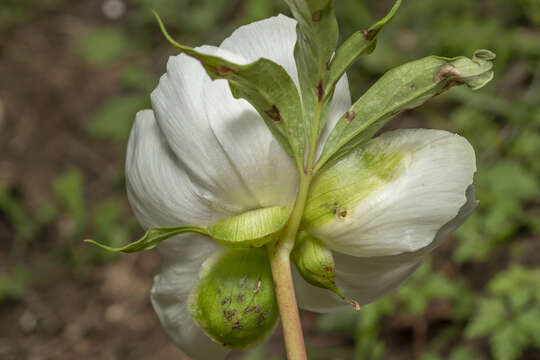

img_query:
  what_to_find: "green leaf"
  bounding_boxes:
[316,310,358,333]
[0,267,30,303]
[284,0,338,80]
[291,231,343,298]
[189,248,279,349]
[89,95,148,142]
[154,12,305,171]
[326,0,401,95]
[515,307,540,347]
[285,0,339,162]
[490,323,529,360]
[208,206,291,248]
[53,168,86,233]
[449,346,484,360]
[84,225,208,253]
[316,49,496,171]
[465,297,506,338]
[76,26,130,66]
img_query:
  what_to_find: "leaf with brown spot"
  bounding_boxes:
[317,49,495,171]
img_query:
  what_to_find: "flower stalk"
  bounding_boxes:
[267,173,312,360]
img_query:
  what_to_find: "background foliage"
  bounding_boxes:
[0,0,538,359]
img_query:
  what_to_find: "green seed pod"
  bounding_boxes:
[188,248,279,349]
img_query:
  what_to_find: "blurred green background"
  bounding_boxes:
[0,0,538,359]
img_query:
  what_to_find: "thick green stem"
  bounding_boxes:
[268,174,312,360]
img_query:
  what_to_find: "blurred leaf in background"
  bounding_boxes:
[76,26,131,66]
[89,95,149,142]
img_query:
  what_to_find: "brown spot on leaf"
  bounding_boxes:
[433,64,461,84]
[317,81,324,102]
[345,111,356,123]
[215,65,238,76]
[410,84,417,90]
[361,29,377,41]
[221,297,232,306]
[323,265,332,272]
[312,10,322,22]
[224,309,237,321]
[232,321,243,330]
[237,293,245,303]
[256,312,267,327]
[264,105,282,122]
[243,306,261,314]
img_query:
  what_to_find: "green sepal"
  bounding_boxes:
[84,225,208,253]
[189,248,279,349]
[153,11,305,171]
[208,206,291,248]
[325,0,401,95]
[316,49,496,171]
[292,231,344,298]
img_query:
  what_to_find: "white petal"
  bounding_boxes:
[295,186,478,312]
[220,14,300,87]
[201,53,299,209]
[151,234,229,360]
[308,128,476,257]
[126,110,231,228]
[151,45,298,213]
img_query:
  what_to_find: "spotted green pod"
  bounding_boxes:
[188,248,279,349]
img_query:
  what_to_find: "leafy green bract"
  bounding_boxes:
[316,50,496,170]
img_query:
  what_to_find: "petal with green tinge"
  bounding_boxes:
[295,186,478,312]
[304,128,476,257]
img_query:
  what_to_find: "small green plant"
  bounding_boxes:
[465,266,540,360]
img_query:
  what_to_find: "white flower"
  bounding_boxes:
[126,15,476,359]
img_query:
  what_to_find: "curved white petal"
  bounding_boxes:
[126,110,230,228]
[151,234,229,360]
[306,128,476,257]
[220,14,300,88]
[295,186,478,312]
[201,49,299,209]
[151,44,298,213]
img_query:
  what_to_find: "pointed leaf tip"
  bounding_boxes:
[85,226,209,253]
[326,0,401,95]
